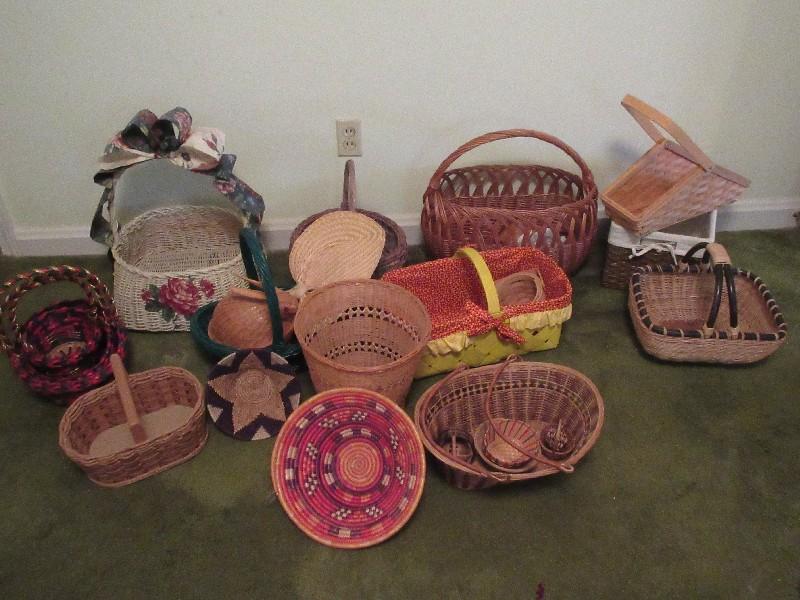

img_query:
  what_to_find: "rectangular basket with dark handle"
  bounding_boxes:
[628,242,787,363]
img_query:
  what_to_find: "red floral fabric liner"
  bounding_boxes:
[271,389,425,549]
[141,277,215,322]
[382,247,572,339]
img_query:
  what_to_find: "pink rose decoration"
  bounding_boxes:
[199,279,215,299]
[141,289,154,303]
[158,278,200,316]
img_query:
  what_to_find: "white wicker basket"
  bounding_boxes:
[112,206,245,331]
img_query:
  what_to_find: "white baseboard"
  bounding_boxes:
[3,196,797,257]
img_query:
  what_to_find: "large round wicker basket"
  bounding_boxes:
[112,206,245,332]
[414,360,604,490]
[293,279,431,405]
[421,129,598,274]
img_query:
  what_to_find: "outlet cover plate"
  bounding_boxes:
[336,119,362,156]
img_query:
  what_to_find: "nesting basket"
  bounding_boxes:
[383,247,572,377]
[421,129,599,274]
[602,211,716,289]
[602,95,749,236]
[293,279,431,405]
[0,266,127,404]
[190,228,301,361]
[414,359,604,490]
[289,160,408,275]
[59,354,207,487]
[629,242,787,363]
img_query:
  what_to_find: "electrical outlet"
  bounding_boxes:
[336,119,362,156]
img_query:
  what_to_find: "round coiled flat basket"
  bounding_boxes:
[293,279,431,405]
[414,360,604,490]
[289,160,408,276]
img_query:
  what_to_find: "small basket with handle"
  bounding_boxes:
[602,95,749,236]
[628,242,787,363]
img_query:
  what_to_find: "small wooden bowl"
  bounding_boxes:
[474,418,538,473]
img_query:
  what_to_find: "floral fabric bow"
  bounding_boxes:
[463,301,525,345]
[91,107,265,245]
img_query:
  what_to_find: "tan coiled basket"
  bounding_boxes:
[294,279,431,405]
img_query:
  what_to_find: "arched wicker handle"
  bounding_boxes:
[621,95,714,171]
[454,247,501,316]
[683,242,739,338]
[426,129,596,194]
[482,356,574,474]
[339,159,357,211]
[0,266,118,354]
[239,228,289,349]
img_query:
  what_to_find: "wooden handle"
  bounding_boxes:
[621,95,715,171]
[455,247,501,316]
[340,159,357,211]
[705,243,731,266]
[110,354,147,444]
[427,129,595,193]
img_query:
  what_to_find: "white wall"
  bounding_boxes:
[1,1,799,245]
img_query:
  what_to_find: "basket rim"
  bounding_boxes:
[413,361,605,481]
[58,366,205,465]
[111,206,244,279]
[294,279,432,375]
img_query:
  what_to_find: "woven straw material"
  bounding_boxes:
[629,263,787,364]
[293,279,431,405]
[205,350,301,440]
[58,365,207,487]
[421,129,598,274]
[289,211,385,297]
[603,243,683,290]
[0,265,127,403]
[271,388,425,549]
[602,95,749,236]
[112,206,245,332]
[289,160,408,276]
[414,361,604,490]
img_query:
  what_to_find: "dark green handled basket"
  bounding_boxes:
[190,228,302,362]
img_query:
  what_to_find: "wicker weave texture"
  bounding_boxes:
[414,361,604,490]
[289,160,408,275]
[58,366,207,487]
[112,206,245,332]
[629,262,787,364]
[602,243,680,289]
[421,130,598,274]
[294,279,431,405]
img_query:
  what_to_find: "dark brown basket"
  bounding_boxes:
[414,359,604,490]
[603,243,681,289]
[289,160,407,276]
[421,129,598,274]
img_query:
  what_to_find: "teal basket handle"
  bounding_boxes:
[239,228,289,350]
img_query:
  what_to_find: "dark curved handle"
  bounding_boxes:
[239,228,287,348]
[684,243,739,334]
[340,159,357,211]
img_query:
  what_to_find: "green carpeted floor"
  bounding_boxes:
[1,230,798,599]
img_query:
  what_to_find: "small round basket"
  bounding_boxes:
[289,160,407,276]
[414,360,604,490]
[293,279,431,405]
[112,205,245,332]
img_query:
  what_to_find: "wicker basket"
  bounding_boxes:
[421,129,598,274]
[382,247,572,378]
[602,211,716,289]
[414,359,604,490]
[58,354,207,487]
[602,95,749,236]
[0,266,127,404]
[289,160,408,276]
[112,205,246,332]
[293,279,431,405]
[629,243,787,363]
[190,228,302,362]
